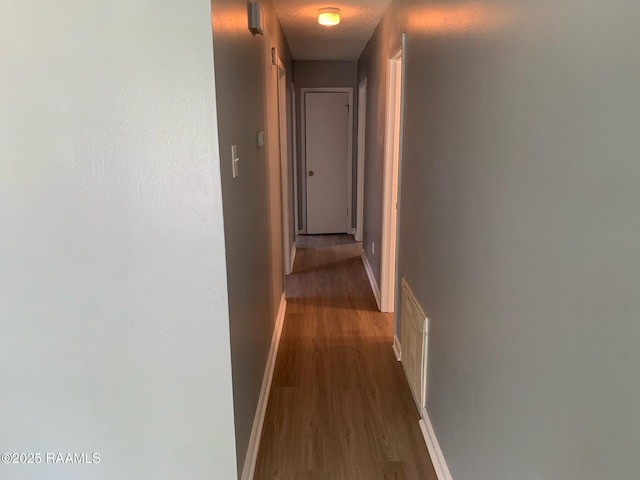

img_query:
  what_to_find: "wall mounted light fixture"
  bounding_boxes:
[318,7,340,26]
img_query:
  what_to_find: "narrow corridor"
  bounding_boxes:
[254,235,437,480]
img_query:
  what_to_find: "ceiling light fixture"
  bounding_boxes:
[318,7,340,26]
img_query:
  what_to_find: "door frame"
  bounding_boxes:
[380,35,407,313]
[292,84,300,235]
[356,78,368,242]
[300,87,354,234]
[276,57,294,274]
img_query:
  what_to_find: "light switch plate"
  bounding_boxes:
[257,131,265,148]
[231,145,239,178]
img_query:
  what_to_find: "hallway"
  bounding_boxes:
[254,235,437,480]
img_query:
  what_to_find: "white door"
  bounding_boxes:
[305,91,350,234]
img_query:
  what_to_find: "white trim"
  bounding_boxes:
[392,335,402,361]
[421,317,429,411]
[392,33,408,325]
[290,243,297,274]
[419,410,454,480]
[240,294,287,480]
[361,250,381,309]
[356,78,367,242]
[300,87,354,234]
[380,41,406,313]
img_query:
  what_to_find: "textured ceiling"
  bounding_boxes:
[272,0,392,61]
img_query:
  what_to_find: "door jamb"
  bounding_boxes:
[292,84,300,235]
[356,78,368,242]
[381,35,407,313]
[276,58,293,274]
[300,87,354,235]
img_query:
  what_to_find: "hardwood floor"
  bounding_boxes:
[254,235,437,480]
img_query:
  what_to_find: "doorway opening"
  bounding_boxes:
[380,38,406,313]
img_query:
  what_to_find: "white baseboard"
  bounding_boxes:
[240,294,287,480]
[361,250,381,309]
[419,410,454,480]
[289,243,297,274]
[392,335,402,361]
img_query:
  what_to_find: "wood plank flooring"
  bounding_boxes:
[254,235,437,480]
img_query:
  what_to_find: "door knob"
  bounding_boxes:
[308,171,314,177]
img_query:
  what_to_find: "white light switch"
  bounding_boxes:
[231,145,239,178]
[257,131,265,148]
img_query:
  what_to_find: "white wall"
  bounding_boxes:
[0,1,237,479]
[360,0,640,478]
[210,0,293,474]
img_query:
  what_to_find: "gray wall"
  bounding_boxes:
[210,0,292,475]
[358,38,387,287]
[359,0,640,479]
[0,1,237,479]
[293,61,358,231]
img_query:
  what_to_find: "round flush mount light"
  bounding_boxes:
[318,7,340,26]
